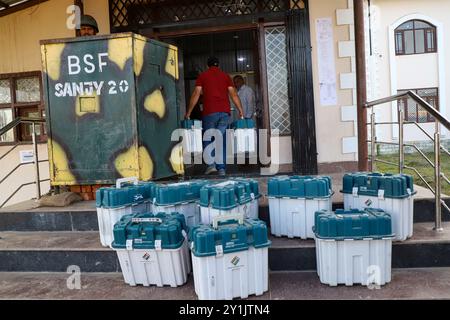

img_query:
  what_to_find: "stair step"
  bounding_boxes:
[1,198,449,232]
[0,231,119,272]
[1,268,450,300]
[1,222,450,272]
[0,200,98,232]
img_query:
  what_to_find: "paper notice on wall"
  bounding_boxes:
[316,18,337,106]
[20,150,34,164]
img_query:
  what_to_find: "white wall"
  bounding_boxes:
[370,0,450,142]
[0,144,50,207]
[309,0,359,164]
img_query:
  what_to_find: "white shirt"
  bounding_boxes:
[237,84,256,119]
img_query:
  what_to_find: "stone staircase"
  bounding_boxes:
[1,195,450,273]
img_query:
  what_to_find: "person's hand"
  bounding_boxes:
[184,112,191,120]
[239,111,244,119]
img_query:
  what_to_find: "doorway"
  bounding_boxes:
[162,29,264,177]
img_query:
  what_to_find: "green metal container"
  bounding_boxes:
[40,33,183,186]
[314,208,394,240]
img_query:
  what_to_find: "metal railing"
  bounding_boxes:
[0,117,49,208]
[365,90,450,232]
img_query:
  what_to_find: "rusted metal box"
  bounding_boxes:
[40,33,183,185]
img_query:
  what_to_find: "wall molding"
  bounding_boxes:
[388,13,447,138]
[337,0,358,157]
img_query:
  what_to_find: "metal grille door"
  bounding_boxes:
[265,26,291,135]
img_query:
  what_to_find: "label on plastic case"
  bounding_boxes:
[352,187,359,196]
[215,245,224,257]
[378,190,385,200]
[126,239,133,250]
[132,218,163,224]
[155,240,162,251]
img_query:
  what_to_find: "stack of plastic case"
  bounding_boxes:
[151,180,209,228]
[112,212,191,287]
[341,172,416,241]
[96,177,154,247]
[267,176,333,239]
[231,178,261,218]
[189,214,271,300]
[232,119,257,154]
[180,119,202,156]
[199,179,260,224]
[314,208,394,287]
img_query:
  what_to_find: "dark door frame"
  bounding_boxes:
[286,4,318,175]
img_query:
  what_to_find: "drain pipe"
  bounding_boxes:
[354,0,369,171]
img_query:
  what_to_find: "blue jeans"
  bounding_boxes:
[203,112,230,171]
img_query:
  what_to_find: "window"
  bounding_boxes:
[0,72,46,143]
[395,20,437,55]
[398,88,439,123]
[0,1,49,18]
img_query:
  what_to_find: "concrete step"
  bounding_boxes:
[270,222,450,271]
[1,222,450,272]
[1,198,449,232]
[1,268,450,300]
[0,200,98,232]
[0,231,119,272]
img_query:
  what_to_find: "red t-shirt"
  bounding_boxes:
[195,67,233,116]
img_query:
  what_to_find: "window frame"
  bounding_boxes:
[397,87,439,123]
[395,20,437,56]
[0,71,47,145]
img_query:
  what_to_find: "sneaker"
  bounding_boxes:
[204,166,218,175]
[218,169,226,176]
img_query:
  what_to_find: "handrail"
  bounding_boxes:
[0,117,45,137]
[0,144,20,161]
[0,179,50,208]
[0,117,47,207]
[365,90,450,131]
[367,91,450,232]
[0,160,49,185]
[373,158,450,214]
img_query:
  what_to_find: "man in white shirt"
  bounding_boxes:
[233,75,256,121]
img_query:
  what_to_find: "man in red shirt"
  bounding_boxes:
[185,57,244,176]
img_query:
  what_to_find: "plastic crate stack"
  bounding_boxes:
[151,180,209,228]
[180,120,203,157]
[312,172,415,287]
[199,179,261,224]
[100,177,270,300]
[112,212,191,287]
[191,178,270,300]
[231,119,258,154]
[95,177,154,247]
[267,176,333,239]
[341,172,416,241]
[314,208,394,286]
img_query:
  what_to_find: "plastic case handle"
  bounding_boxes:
[116,177,139,189]
[132,218,163,224]
[212,213,245,229]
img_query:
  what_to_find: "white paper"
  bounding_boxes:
[19,150,34,164]
[316,18,337,106]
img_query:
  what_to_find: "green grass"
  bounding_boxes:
[376,151,450,195]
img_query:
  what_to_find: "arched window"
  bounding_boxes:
[395,20,437,55]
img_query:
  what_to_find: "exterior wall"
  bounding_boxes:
[0,144,50,207]
[84,0,110,35]
[0,0,111,74]
[369,0,450,143]
[309,0,359,164]
[0,0,74,73]
[0,0,110,207]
